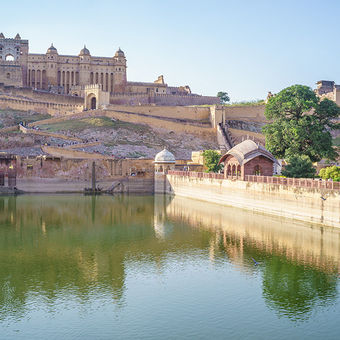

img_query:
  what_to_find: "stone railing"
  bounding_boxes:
[168,170,224,180]
[245,175,340,190]
[168,171,340,190]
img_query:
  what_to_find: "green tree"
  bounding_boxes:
[263,85,340,162]
[217,91,230,104]
[202,150,223,173]
[319,166,340,181]
[282,155,316,178]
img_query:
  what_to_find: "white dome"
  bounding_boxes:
[154,148,176,163]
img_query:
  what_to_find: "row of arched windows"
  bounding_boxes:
[226,164,263,177]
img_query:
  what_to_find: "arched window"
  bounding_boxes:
[232,164,236,176]
[254,165,262,176]
[227,164,231,176]
[237,165,241,177]
[6,73,10,79]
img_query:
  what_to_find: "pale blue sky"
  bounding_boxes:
[2,0,339,101]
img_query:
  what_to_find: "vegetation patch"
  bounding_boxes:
[333,136,340,147]
[41,116,152,134]
[0,109,51,127]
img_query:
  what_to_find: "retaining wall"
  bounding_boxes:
[100,109,216,140]
[107,105,210,121]
[165,174,340,228]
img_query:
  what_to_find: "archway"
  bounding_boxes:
[5,54,14,61]
[86,94,97,110]
[91,97,96,110]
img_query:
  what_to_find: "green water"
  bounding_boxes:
[0,194,340,339]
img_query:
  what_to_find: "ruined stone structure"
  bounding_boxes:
[315,80,340,106]
[0,153,17,188]
[0,33,219,106]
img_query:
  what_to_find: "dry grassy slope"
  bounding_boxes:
[0,109,51,128]
[37,116,218,159]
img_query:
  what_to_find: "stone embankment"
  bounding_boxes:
[164,171,340,228]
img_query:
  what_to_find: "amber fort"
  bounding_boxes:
[0,33,219,107]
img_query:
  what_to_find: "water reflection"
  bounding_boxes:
[0,194,339,325]
[165,196,340,320]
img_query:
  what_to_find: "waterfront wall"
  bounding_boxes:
[17,177,154,193]
[15,155,155,193]
[165,174,340,228]
[16,157,154,181]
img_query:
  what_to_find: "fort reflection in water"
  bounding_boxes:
[0,194,339,325]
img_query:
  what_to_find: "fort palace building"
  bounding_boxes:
[0,33,219,106]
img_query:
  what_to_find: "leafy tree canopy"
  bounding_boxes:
[263,85,340,162]
[282,155,316,178]
[217,91,230,104]
[202,150,223,173]
[319,166,340,181]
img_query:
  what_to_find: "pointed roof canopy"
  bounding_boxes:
[0,33,4,39]
[219,139,278,166]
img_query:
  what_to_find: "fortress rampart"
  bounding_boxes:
[0,83,83,105]
[106,105,211,121]
[0,96,83,115]
[109,92,219,106]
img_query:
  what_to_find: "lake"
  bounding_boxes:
[0,194,339,339]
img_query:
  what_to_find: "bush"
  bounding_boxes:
[282,155,316,178]
[202,150,223,173]
[319,166,340,181]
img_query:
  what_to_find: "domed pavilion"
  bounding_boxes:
[154,148,176,173]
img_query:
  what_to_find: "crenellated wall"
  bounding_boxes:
[109,92,219,106]
[0,96,83,115]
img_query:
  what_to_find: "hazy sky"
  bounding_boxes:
[2,0,339,101]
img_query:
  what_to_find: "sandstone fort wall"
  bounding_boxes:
[0,96,83,115]
[222,105,266,122]
[0,84,83,105]
[107,105,210,121]
[109,93,219,106]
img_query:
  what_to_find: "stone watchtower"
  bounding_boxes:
[0,33,29,86]
[45,44,58,90]
[154,148,176,194]
[113,48,127,92]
